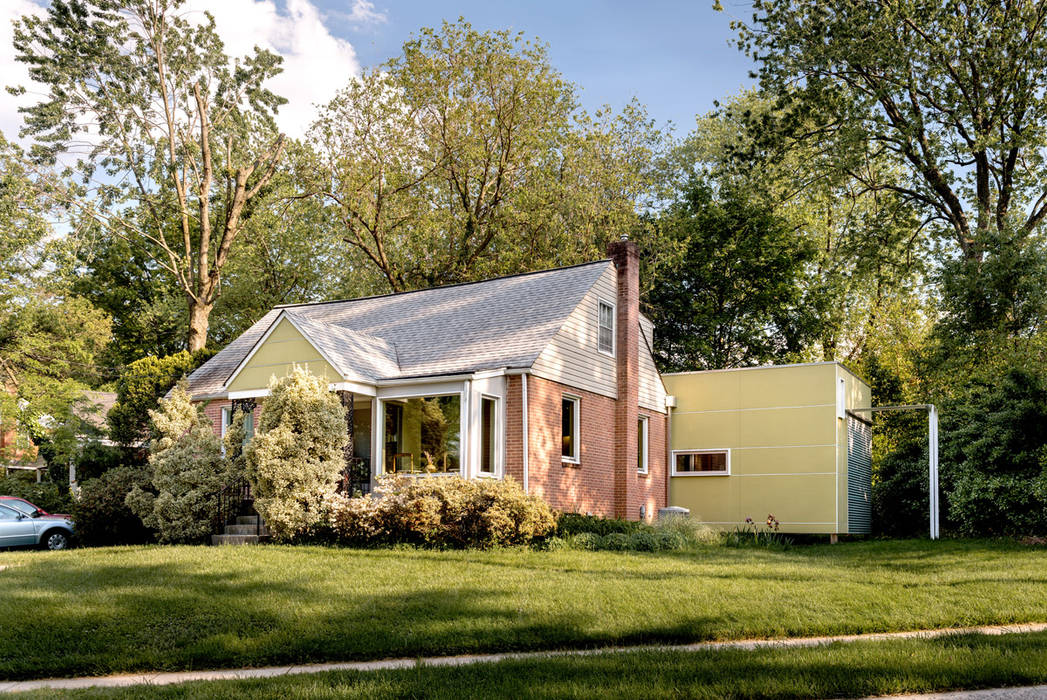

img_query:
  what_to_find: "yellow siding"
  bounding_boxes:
[665,363,866,535]
[227,318,342,392]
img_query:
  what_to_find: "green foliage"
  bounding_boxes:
[245,368,347,540]
[108,350,213,447]
[642,185,823,371]
[552,513,716,552]
[73,467,153,546]
[326,475,556,548]
[872,441,930,538]
[74,442,144,482]
[308,19,666,293]
[942,368,1047,536]
[0,476,73,515]
[13,0,288,351]
[126,381,228,544]
[737,0,1047,258]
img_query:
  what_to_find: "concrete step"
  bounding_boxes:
[235,515,259,525]
[211,534,260,546]
[224,524,259,536]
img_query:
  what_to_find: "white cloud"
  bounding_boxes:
[0,0,46,143]
[330,0,388,26]
[181,0,362,138]
[0,0,362,143]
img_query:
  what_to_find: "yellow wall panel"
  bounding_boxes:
[227,318,342,392]
[669,411,740,448]
[729,445,837,475]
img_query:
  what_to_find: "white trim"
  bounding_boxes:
[522,373,529,492]
[729,471,837,477]
[596,298,616,357]
[671,448,731,476]
[228,389,270,400]
[220,406,231,438]
[477,393,502,477]
[329,381,377,397]
[471,368,507,380]
[637,414,649,474]
[662,361,842,376]
[561,393,581,464]
[377,380,466,400]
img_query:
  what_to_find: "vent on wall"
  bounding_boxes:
[847,416,872,534]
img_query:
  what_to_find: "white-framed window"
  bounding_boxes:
[561,394,580,464]
[220,406,231,437]
[381,393,462,475]
[222,406,255,442]
[479,395,499,476]
[637,415,649,474]
[672,449,730,476]
[597,299,615,356]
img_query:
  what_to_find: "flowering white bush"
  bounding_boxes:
[245,367,347,540]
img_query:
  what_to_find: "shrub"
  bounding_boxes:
[108,350,213,447]
[0,476,73,514]
[75,442,145,481]
[74,467,153,546]
[600,532,631,551]
[555,513,644,537]
[245,368,347,540]
[949,471,1047,536]
[327,475,556,548]
[126,381,228,543]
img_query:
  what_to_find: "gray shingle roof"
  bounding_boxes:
[186,260,612,397]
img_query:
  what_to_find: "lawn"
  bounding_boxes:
[2,539,1046,681]
[13,631,1047,699]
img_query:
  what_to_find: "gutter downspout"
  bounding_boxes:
[522,373,529,494]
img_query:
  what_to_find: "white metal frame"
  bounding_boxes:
[561,394,581,464]
[477,393,502,477]
[671,448,731,476]
[851,404,939,540]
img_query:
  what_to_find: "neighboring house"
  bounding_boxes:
[187,238,670,521]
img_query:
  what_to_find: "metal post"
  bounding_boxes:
[929,405,939,540]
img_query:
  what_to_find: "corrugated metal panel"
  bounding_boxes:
[847,417,872,534]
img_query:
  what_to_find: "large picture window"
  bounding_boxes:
[672,449,730,476]
[562,395,580,463]
[597,300,615,355]
[383,395,461,474]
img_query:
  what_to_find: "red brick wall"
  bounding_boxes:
[505,375,524,484]
[637,409,668,520]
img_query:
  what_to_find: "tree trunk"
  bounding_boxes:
[187,299,213,352]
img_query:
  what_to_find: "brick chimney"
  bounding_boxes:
[607,235,640,520]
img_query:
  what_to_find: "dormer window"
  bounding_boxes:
[598,300,615,356]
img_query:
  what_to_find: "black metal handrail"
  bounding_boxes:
[212,475,258,536]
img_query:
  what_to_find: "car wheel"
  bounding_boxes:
[42,530,70,551]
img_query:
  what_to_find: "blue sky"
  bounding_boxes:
[321,0,756,136]
[0,0,756,142]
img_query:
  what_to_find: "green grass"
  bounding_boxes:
[15,632,1047,699]
[2,539,1046,681]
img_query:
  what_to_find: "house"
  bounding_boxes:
[186,238,670,521]
[186,237,873,530]
[663,363,872,535]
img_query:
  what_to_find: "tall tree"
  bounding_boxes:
[307,20,665,292]
[12,0,287,351]
[733,1,1047,260]
[642,184,824,371]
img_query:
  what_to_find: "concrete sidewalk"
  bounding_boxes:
[872,686,1047,699]
[1,622,1045,694]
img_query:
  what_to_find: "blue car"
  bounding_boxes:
[0,500,75,550]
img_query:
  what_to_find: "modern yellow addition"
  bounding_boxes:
[663,362,872,535]
[226,317,340,393]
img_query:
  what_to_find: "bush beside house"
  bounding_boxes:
[73,467,153,546]
[245,368,347,540]
[126,381,229,544]
[326,475,556,548]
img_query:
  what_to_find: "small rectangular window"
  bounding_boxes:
[480,396,497,475]
[637,415,649,474]
[562,395,580,463]
[598,300,615,355]
[673,450,730,476]
[220,407,231,438]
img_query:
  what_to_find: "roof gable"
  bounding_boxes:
[186,261,613,396]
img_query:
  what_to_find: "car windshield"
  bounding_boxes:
[1,499,38,516]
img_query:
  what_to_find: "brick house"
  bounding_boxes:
[185,238,669,521]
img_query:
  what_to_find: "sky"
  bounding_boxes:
[0,0,756,143]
